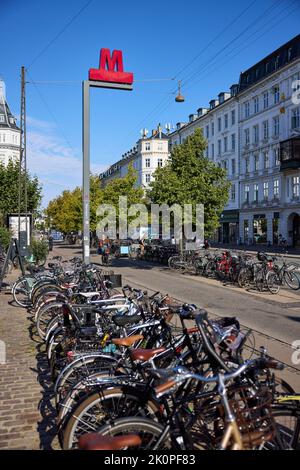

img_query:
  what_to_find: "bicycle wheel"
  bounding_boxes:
[168,255,184,271]
[237,267,251,288]
[204,260,216,278]
[266,271,280,294]
[62,386,159,449]
[12,277,33,307]
[54,353,119,407]
[284,270,300,290]
[266,407,300,450]
[96,416,171,450]
[36,302,63,340]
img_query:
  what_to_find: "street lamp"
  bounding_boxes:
[175,81,185,103]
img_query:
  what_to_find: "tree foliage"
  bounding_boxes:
[147,129,230,237]
[45,166,144,234]
[0,159,42,224]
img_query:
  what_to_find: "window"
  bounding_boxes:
[205,148,209,158]
[231,159,236,175]
[218,139,221,155]
[245,157,250,174]
[223,160,227,171]
[231,133,235,151]
[231,110,235,126]
[263,91,269,109]
[9,117,14,124]
[224,136,228,152]
[263,152,269,169]
[157,158,163,167]
[253,96,259,113]
[145,158,150,168]
[263,120,269,140]
[273,179,279,197]
[273,85,280,104]
[244,101,250,118]
[211,122,214,136]
[254,154,259,171]
[245,128,250,145]
[224,114,228,129]
[0,115,4,123]
[145,174,151,183]
[253,125,259,143]
[218,117,221,132]
[157,144,163,151]
[274,55,280,70]
[292,108,300,129]
[206,125,209,139]
[263,182,269,199]
[244,185,250,203]
[145,142,150,151]
[274,148,280,166]
[254,183,259,202]
[231,184,236,201]
[273,116,280,136]
[211,143,214,158]
[292,176,300,197]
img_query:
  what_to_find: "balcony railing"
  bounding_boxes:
[280,137,300,172]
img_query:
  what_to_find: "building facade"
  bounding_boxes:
[169,34,300,246]
[99,125,169,189]
[238,35,300,247]
[0,79,20,166]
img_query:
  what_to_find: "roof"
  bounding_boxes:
[0,80,19,130]
[239,34,300,92]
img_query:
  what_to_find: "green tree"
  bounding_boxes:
[0,159,42,224]
[46,166,145,236]
[148,129,230,237]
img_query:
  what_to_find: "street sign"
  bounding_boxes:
[82,49,133,264]
[89,49,133,84]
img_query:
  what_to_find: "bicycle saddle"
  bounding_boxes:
[78,433,141,451]
[112,314,141,327]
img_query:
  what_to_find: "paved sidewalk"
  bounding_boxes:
[0,272,57,450]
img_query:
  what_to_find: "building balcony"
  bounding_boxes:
[280,137,300,172]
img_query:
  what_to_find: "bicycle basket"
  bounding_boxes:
[229,385,275,449]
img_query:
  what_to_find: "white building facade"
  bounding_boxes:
[238,35,300,246]
[0,79,20,166]
[99,126,169,189]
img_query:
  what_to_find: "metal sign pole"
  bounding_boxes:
[82,80,132,265]
[82,81,90,265]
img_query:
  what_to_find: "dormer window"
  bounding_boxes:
[0,115,4,123]
[9,117,14,124]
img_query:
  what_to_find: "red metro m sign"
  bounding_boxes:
[89,49,133,85]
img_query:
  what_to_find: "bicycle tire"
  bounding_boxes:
[266,271,280,295]
[96,416,171,450]
[62,386,159,449]
[284,270,300,290]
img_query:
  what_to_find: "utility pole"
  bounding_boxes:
[18,66,28,251]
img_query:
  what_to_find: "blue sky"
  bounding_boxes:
[1,0,300,207]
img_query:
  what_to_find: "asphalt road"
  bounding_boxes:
[104,257,300,344]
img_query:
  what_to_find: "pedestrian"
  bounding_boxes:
[48,234,53,252]
[204,238,210,250]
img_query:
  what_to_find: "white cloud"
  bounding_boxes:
[26,117,108,207]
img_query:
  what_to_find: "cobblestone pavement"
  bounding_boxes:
[0,272,57,450]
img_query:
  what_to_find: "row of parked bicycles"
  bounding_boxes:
[168,249,300,294]
[11,254,300,450]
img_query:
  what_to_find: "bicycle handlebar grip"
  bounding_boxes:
[260,359,284,370]
[155,379,177,396]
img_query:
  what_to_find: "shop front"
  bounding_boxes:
[219,210,239,244]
